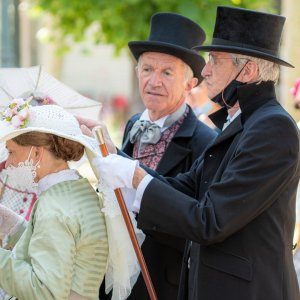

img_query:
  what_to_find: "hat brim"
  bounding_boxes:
[0,124,101,165]
[129,41,206,85]
[193,45,293,68]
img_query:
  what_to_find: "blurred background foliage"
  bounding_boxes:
[30,0,277,54]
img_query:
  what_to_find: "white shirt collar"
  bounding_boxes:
[38,169,80,195]
[228,108,242,122]
[139,109,168,128]
[222,108,242,131]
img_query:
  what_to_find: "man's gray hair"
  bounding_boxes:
[231,53,280,83]
[183,63,194,82]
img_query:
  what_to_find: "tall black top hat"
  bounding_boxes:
[194,6,293,67]
[128,12,206,83]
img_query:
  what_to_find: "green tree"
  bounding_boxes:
[30,0,275,54]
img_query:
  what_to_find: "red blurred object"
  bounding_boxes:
[112,95,128,110]
[0,161,5,172]
[291,78,300,109]
[291,78,300,98]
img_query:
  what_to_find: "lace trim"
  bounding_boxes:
[97,179,144,300]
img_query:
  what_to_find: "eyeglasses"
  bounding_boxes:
[208,53,249,66]
[208,53,235,66]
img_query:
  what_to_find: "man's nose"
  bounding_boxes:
[201,62,211,78]
[149,72,162,86]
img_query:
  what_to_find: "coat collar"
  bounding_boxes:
[122,107,199,175]
[156,107,199,174]
[209,81,277,146]
[170,105,200,138]
[123,106,198,151]
[238,81,276,118]
[210,81,276,130]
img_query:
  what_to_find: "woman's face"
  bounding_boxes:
[5,140,33,168]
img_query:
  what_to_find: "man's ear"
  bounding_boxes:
[187,77,198,91]
[239,61,258,83]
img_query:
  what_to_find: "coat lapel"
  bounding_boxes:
[122,108,200,176]
[156,142,191,175]
[156,108,197,175]
[121,134,134,155]
[121,114,141,156]
[212,115,243,148]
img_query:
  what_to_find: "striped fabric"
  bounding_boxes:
[0,178,108,300]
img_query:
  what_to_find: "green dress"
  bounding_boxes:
[0,178,108,300]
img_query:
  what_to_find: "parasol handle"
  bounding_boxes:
[95,128,158,300]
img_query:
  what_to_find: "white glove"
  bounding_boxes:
[92,154,139,190]
[0,204,24,241]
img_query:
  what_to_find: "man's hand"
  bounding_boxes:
[76,115,100,137]
[92,154,139,190]
[76,116,117,154]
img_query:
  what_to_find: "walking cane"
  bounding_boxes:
[95,128,158,300]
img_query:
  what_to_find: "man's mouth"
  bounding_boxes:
[146,91,164,96]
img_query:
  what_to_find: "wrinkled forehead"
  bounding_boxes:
[209,51,232,58]
[138,51,186,67]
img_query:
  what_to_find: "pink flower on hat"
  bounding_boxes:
[3,107,13,119]
[18,106,29,120]
[1,98,31,128]
[11,115,25,128]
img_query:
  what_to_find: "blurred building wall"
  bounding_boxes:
[2,0,135,114]
[0,0,20,67]
[3,0,299,123]
[281,0,300,121]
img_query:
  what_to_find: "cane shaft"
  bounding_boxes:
[96,129,157,300]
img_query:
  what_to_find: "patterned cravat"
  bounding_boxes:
[129,120,161,148]
[129,103,187,153]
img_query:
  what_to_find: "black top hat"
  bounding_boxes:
[194,6,293,67]
[128,12,206,83]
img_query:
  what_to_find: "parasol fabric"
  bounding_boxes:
[0,65,102,120]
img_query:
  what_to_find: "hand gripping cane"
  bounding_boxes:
[95,128,157,300]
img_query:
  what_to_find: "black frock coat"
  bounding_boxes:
[137,82,300,300]
[123,107,217,300]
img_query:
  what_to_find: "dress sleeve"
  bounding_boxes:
[0,213,79,300]
[4,219,27,250]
